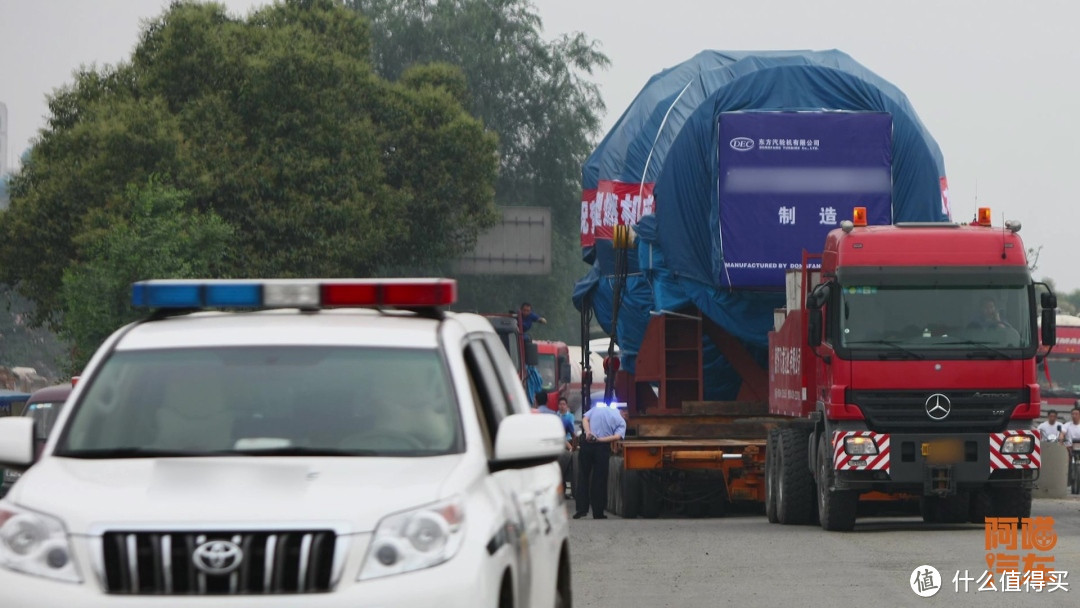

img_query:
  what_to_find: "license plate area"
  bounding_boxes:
[922,440,963,464]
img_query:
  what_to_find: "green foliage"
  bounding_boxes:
[348,0,609,343]
[0,0,498,364]
[60,182,234,369]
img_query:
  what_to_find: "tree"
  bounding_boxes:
[348,0,609,342]
[0,0,498,353]
[60,182,234,369]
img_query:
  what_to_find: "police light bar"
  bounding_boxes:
[131,279,458,309]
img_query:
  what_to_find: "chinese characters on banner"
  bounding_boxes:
[952,516,1069,593]
[579,181,655,248]
[717,112,893,288]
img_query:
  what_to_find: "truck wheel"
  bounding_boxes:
[777,427,815,525]
[816,434,857,531]
[929,493,969,524]
[765,429,779,523]
[988,487,1032,519]
[641,474,661,518]
[967,490,989,524]
[919,497,940,523]
[622,468,642,519]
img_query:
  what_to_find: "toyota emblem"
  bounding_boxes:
[925,393,951,420]
[192,538,243,575]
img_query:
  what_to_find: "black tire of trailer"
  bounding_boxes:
[765,428,779,524]
[777,427,816,525]
[641,473,662,518]
[816,434,857,531]
[622,468,642,519]
[987,487,1032,519]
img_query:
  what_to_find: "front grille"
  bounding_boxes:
[102,530,337,595]
[847,389,1027,434]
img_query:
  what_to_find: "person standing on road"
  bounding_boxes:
[556,397,576,494]
[1061,407,1080,492]
[574,403,626,520]
[1038,410,1063,442]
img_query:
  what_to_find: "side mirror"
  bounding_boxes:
[1042,308,1057,347]
[490,413,565,472]
[1041,291,1058,310]
[524,340,539,367]
[808,309,823,347]
[559,361,572,384]
[0,417,36,470]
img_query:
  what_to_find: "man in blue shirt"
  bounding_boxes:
[519,302,546,339]
[574,402,627,520]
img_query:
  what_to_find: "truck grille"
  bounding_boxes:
[846,389,1027,434]
[102,530,337,595]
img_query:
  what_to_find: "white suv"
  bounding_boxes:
[0,279,571,607]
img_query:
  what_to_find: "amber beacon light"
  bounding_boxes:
[852,206,867,227]
[977,207,992,227]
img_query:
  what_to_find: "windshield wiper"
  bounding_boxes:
[57,448,203,459]
[845,340,924,360]
[225,447,378,457]
[939,338,1013,360]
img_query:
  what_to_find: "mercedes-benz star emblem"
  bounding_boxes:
[925,393,951,420]
[192,539,244,575]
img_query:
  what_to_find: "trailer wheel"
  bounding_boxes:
[641,474,661,518]
[765,428,779,523]
[816,434,857,531]
[987,487,1032,519]
[777,427,815,525]
[622,468,642,519]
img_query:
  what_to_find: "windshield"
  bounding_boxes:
[1040,357,1080,399]
[57,346,462,457]
[837,285,1032,356]
[25,401,67,440]
[496,330,521,372]
[537,353,557,391]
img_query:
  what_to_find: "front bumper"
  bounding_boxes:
[831,430,1039,493]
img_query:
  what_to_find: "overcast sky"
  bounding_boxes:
[2,0,1078,290]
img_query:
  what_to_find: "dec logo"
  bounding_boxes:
[729,137,755,151]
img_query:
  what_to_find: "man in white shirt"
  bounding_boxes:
[1038,410,1063,442]
[1062,407,1080,449]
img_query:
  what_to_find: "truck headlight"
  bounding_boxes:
[0,503,81,583]
[359,496,465,581]
[844,436,878,455]
[1001,436,1034,455]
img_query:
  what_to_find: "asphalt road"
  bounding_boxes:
[568,497,1080,608]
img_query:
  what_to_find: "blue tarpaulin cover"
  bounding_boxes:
[573,50,949,399]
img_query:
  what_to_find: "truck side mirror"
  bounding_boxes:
[1042,308,1056,347]
[560,361,571,384]
[525,340,539,367]
[808,309,823,347]
[1041,291,1057,310]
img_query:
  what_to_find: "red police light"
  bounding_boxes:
[321,279,457,308]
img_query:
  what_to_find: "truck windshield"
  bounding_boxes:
[537,354,557,391]
[1039,357,1080,399]
[838,285,1032,355]
[56,346,462,458]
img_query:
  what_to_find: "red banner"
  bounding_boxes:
[579,181,655,247]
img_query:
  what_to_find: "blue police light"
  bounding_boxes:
[131,278,458,309]
[131,282,203,308]
[204,284,261,307]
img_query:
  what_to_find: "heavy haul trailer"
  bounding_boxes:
[607,210,1057,530]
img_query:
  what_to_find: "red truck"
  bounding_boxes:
[607,209,1056,529]
[1038,314,1080,409]
[534,340,572,411]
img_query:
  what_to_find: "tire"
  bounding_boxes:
[641,474,661,519]
[777,427,815,525]
[922,493,969,524]
[622,468,642,519]
[968,490,989,524]
[555,546,572,608]
[816,433,857,531]
[987,487,1032,519]
[765,428,780,524]
[919,497,940,523]
[707,475,728,517]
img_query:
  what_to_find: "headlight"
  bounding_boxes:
[844,436,878,455]
[1001,436,1034,455]
[0,503,81,583]
[359,496,465,581]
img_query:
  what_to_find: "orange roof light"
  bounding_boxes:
[852,206,867,227]
[977,207,992,227]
